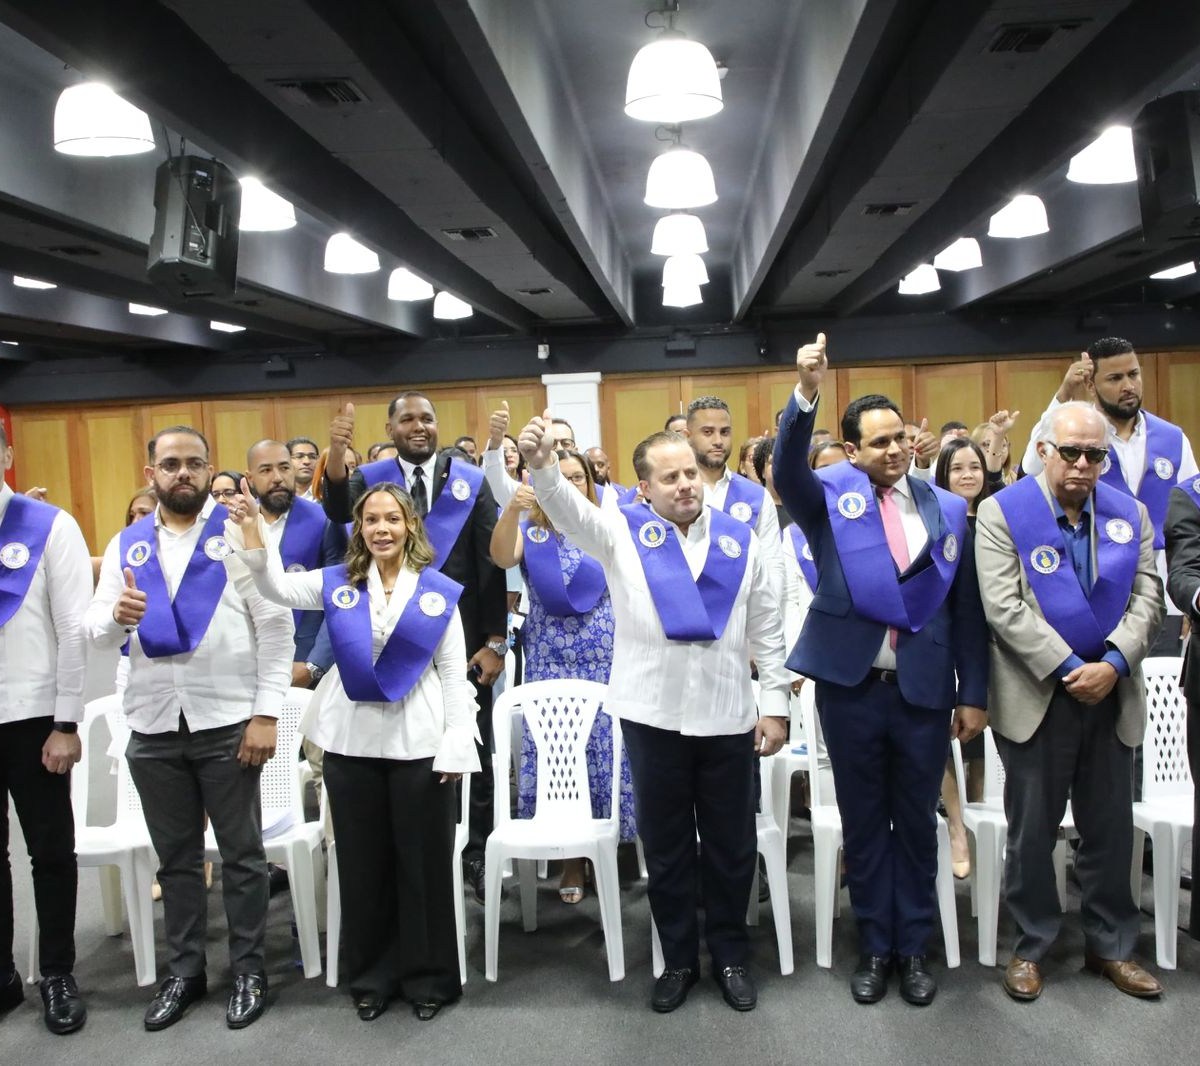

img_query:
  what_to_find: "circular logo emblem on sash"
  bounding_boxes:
[717,534,742,559]
[1193,477,1200,495]
[1101,454,1112,475]
[729,501,752,523]
[801,543,814,562]
[1154,457,1175,481]
[451,477,471,501]
[942,533,959,563]
[837,491,867,519]
[419,591,447,617]
[638,521,667,548]
[1105,518,1134,544]
[285,562,307,573]
[0,542,29,569]
[125,540,152,568]
[526,526,550,544]
[204,535,232,561]
[1030,545,1060,575]
[331,584,360,610]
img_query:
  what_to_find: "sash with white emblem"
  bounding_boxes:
[520,519,606,616]
[1177,474,1200,512]
[278,496,328,630]
[720,473,765,527]
[0,494,58,630]
[1099,411,1183,549]
[785,524,818,590]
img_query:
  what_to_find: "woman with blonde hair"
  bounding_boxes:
[971,409,1020,488]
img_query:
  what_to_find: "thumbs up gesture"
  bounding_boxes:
[228,476,261,528]
[912,417,939,470]
[796,332,828,400]
[488,400,510,450]
[518,408,557,470]
[113,566,148,628]
[327,402,355,481]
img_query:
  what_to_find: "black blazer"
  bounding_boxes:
[321,452,508,649]
[1166,486,1200,705]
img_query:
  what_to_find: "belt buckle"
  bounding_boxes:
[878,668,897,685]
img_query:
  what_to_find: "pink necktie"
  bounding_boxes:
[877,486,910,650]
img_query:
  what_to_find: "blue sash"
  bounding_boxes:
[786,524,818,590]
[1099,412,1183,550]
[321,564,463,703]
[621,504,751,642]
[0,495,57,630]
[721,473,765,527]
[618,485,641,506]
[995,477,1140,660]
[818,462,966,632]
[119,507,231,658]
[359,456,483,568]
[1178,474,1200,511]
[278,496,328,630]
[520,520,606,616]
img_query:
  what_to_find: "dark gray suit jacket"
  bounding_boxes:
[1166,486,1200,706]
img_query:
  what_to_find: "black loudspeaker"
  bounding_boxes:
[1133,90,1200,242]
[147,155,240,299]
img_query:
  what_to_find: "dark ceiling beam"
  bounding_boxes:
[830,0,1200,315]
[0,0,536,333]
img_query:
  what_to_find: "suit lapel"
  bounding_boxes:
[906,477,942,574]
[431,452,451,503]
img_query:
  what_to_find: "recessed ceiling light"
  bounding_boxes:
[1066,126,1137,184]
[323,233,379,273]
[932,238,982,272]
[210,320,246,333]
[1149,261,1196,280]
[897,264,941,295]
[128,302,168,316]
[12,276,56,289]
[432,292,472,320]
[988,194,1049,239]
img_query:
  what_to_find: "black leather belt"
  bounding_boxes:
[868,668,899,685]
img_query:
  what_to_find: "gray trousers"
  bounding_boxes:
[994,686,1140,962]
[127,717,268,978]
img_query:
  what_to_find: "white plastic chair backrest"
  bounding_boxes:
[259,686,313,822]
[72,695,122,831]
[800,691,833,810]
[492,679,611,824]
[1141,657,1191,801]
[982,727,1005,805]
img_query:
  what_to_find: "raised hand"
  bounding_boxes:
[988,409,1021,435]
[518,408,557,470]
[796,331,827,401]
[1056,353,1094,403]
[23,486,49,502]
[327,402,355,481]
[113,566,148,628]
[228,477,261,528]
[512,484,537,512]
[488,400,510,450]
[912,418,939,469]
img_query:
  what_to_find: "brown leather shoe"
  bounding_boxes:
[1083,953,1163,998]
[1003,957,1043,1001]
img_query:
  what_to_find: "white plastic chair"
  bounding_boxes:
[770,684,836,842]
[484,680,624,982]
[1131,657,1193,970]
[803,696,959,968]
[27,695,158,987]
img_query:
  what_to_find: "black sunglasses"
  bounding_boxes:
[1046,442,1108,465]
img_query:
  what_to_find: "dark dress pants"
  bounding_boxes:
[0,716,77,976]
[622,720,757,970]
[816,676,950,958]
[1191,691,1200,939]
[465,678,494,864]
[324,753,460,1005]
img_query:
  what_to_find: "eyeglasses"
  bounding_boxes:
[1046,442,1108,465]
[291,451,319,463]
[556,438,576,449]
[564,472,588,485]
[155,458,208,475]
[211,488,239,500]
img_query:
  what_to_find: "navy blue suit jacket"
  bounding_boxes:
[773,392,988,711]
[292,517,347,668]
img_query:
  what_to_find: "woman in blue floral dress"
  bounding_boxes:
[490,449,636,903]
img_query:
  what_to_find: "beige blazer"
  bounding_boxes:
[974,474,1164,746]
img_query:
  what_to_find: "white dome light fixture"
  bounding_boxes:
[651,212,708,256]
[662,283,703,308]
[128,302,168,316]
[897,264,941,295]
[662,253,708,288]
[625,33,723,124]
[323,233,380,274]
[238,177,297,232]
[53,83,155,157]
[988,194,1049,239]
[387,267,435,301]
[932,237,982,272]
[433,291,473,320]
[12,276,56,290]
[1150,261,1197,280]
[1066,126,1137,184]
[644,145,717,209]
[210,320,246,333]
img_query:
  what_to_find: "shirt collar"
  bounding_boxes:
[1051,492,1093,523]
[0,481,12,519]
[398,454,438,485]
[881,475,913,500]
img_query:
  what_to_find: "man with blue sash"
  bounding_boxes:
[0,422,91,1035]
[321,393,507,904]
[519,410,789,1015]
[86,427,293,1032]
[773,333,989,1007]
[978,402,1165,1002]
[585,447,627,497]
[1165,475,1200,940]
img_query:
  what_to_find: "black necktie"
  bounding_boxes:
[410,465,428,517]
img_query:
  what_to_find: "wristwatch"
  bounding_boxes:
[52,722,78,734]
[485,639,507,657]
[306,663,326,685]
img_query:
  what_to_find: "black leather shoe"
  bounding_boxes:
[144,974,207,1031]
[413,1000,442,1021]
[355,995,387,1021]
[757,857,771,904]
[267,863,290,898]
[850,954,892,1004]
[897,955,937,1006]
[464,857,506,904]
[39,974,86,1035]
[714,965,757,1011]
[226,973,268,1029]
[0,970,23,1013]
[651,967,699,1013]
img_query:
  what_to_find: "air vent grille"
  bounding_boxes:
[516,286,553,296]
[42,244,100,257]
[986,21,1085,54]
[814,268,851,278]
[441,226,499,241]
[862,202,915,217]
[268,78,368,108]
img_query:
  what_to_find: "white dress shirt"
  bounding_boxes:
[397,454,439,497]
[703,467,785,599]
[781,528,814,662]
[531,460,790,735]
[86,496,294,734]
[228,520,480,771]
[0,483,92,724]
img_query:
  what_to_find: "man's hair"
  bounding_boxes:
[366,441,394,461]
[840,395,902,445]
[286,436,318,454]
[939,420,968,435]
[387,391,434,418]
[664,414,687,431]
[440,445,474,465]
[752,436,775,483]
[1041,401,1106,444]
[550,418,575,434]
[246,439,288,467]
[453,435,476,447]
[633,430,687,481]
[686,395,731,422]
[148,425,209,464]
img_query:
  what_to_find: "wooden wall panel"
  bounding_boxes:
[137,402,206,456]
[477,383,545,449]
[1157,352,1200,454]
[679,374,755,451]
[994,358,1065,459]
[913,361,995,437]
[80,410,142,550]
[8,413,76,519]
[602,375,681,487]
[276,397,337,449]
[837,366,914,424]
[204,399,275,475]
[421,388,475,447]
[345,396,392,459]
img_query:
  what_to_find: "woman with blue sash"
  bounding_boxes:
[225,481,479,1024]
[490,449,635,905]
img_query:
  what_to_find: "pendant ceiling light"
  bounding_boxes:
[662,283,703,308]
[210,320,245,333]
[932,237,982,272]
[12,276,56,290]
[128,302,168,316]
[323,233,380,274]
[433,291,473,320]
[897,264,940,295]
[987,194,1049,239]
[387,267,435,301]
[53,83,155,157]
[1066,126,1136,184]
[651,212,708,256]
[645,146,717,209]
[1150,261,1196,280]
[662,253,708,288]
[238,177,297,232]
[625,31,723,124]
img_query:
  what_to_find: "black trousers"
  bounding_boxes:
[1189,692,1200,938]
[465,679,493,863]
[0,716,76,976]
[324,753,460,1005]
[621,721,756,971]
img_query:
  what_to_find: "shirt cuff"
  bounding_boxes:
[1055,653,1086,679]
[530,461,562,489]
[53,694,85,723]
[1101,648,1130,677]
[792,385,816,414]
[253,690,284,718]
[433,727,483,774]
[757,687,790,720]
[482,446,504,468]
